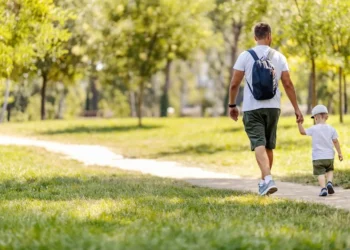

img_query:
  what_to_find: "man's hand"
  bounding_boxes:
[339,154,343,161]
[295,109,304,124]
[229,107,239,121]
[228,70,244,121]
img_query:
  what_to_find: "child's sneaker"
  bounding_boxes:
[327,181,335,194]
[319,188,328,196]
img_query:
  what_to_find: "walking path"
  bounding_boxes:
[1,135,349,210]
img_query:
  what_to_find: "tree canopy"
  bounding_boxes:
[1,0,350,124]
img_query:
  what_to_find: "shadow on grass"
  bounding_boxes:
[153,143,249,158]
[1,173,350,249]
[41,124,163,135]
[278,168,350,189]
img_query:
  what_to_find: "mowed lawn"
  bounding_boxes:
[1,116,350,187]
[0,146,350,249]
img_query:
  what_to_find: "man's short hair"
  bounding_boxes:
[254,23,271,39]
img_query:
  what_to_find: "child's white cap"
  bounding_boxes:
[311,105,328,118]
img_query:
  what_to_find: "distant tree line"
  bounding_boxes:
[1,0,349,126]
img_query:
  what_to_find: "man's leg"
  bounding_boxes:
[266,149,273,169]
[256,145,277,195]
[265,108,280,172]
[255,146,271,179]
[243,110,277,195]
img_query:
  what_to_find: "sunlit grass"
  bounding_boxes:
[1,116,350,187]
[0,146,350,249]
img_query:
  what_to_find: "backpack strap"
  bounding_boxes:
[246,49,258,95]
[247,49,259,61]
[246,78,254,96]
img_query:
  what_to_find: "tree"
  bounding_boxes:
[327,0,350,122]
[280,0,329,112]
[157,0,215,117]
[103,0,215,125]
[0,0,70,121]
[209,0,268,115]
[34,9,71,120]
[0,1,32,121]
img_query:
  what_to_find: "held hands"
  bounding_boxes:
[339,154,343,161]
[229,107,239,122]
[295,109,304,124]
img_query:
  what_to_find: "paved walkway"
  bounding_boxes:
[0,135,349,210]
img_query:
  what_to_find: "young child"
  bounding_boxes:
[298,104,343,196]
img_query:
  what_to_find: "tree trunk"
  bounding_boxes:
[85,84,90,111]
[344,74,347,114]
[306,72,313,114]
[160,59,172,117]
[0,78,11,123]
[90,76,99,111]
[339,67,343,123]
[129,91,137,117]
[41,73,48,120]
[311,58,317,108]
[7,105,11,122]
[137,82,145,127]
[223,22,242,116]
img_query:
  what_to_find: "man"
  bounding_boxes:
[228,22,304,196]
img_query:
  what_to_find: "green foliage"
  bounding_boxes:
[2,0,350,120]
[282,0,328,59]
[99,88,130,117]
[0,0,70,78]
[212,0,269,35]
[100,0,216,124]
[24,94,42,121]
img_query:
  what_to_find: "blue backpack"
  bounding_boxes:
[246,49,277,100]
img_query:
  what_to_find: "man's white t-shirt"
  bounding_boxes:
[305,124,338,160]
[233,45,289,112]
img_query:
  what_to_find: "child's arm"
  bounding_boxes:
[333,139,343,161]
[298,122,306,135]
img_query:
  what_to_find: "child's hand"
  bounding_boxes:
[339,154,343,161]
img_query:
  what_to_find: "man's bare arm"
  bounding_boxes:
[281,71,304,123]
[229,70,245,104]
[228,70,244,121]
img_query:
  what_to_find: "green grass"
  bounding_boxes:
[1,145,350,249]
[1,116,350,188]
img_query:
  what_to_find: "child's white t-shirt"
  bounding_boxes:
[305,124,338,160]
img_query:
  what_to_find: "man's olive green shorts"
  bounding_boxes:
[243,108,281,151]
[313,159,334,176]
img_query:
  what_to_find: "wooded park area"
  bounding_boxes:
[1,0,350,126]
